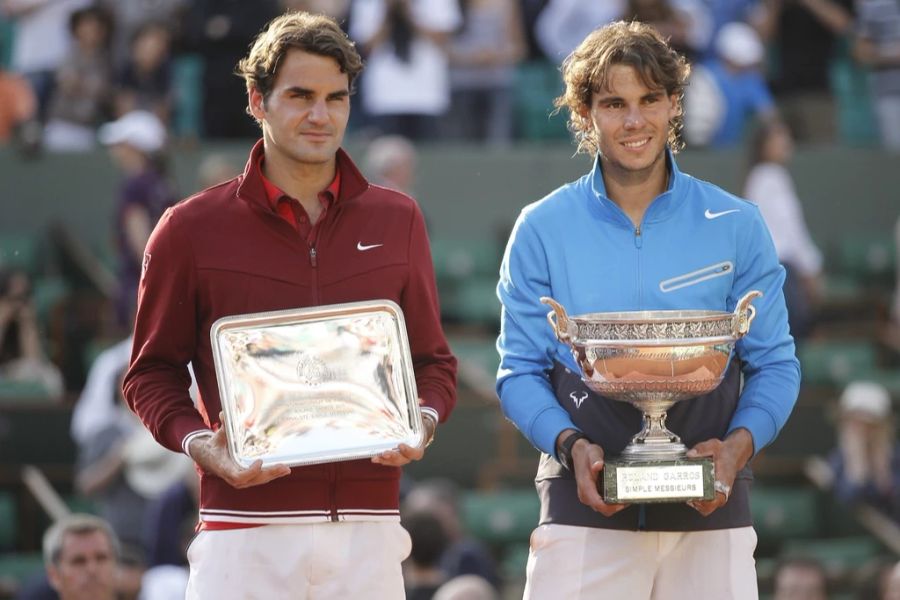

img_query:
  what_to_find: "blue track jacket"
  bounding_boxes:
[497,152,801,460]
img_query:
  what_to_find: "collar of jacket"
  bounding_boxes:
[236,139,370,208]
[586,147,686,228]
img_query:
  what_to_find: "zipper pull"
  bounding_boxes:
[309,247,318,267]
[634,226,643,249]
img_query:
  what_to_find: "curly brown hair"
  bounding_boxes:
[236,11,363,102]
[554,20,691,155]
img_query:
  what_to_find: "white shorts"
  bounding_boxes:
[524,524,758,600]
[185,521,411,600]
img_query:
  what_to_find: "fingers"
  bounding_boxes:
[371,443,424,467]
[687,480,731,515]
[573,445,628,517]
[224,459,292,489]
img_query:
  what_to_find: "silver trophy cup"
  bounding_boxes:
[541,290,761,503]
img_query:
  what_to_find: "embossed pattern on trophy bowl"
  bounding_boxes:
[575,316,732,341]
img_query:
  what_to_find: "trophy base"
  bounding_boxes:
[603,457,715,504]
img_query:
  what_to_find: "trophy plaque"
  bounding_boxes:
[210,300,424,468]
[541,291,762,503]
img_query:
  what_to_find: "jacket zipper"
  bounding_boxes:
[634,225,643,308]
[328,463,338,521]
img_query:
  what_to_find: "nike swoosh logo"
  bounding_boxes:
[357,242,383,251]
[704,208,740,220]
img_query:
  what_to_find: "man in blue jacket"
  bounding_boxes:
[496,20,800,599]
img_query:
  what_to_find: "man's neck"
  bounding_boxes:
[262,146,337,212]
[602,155,669,228]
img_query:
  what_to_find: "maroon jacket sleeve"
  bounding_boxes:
[122,206,210,454]
[403,203,457,423]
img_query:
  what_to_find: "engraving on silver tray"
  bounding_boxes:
[295,354,331,386]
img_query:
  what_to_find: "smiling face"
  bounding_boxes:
[586,63,679,185]
[249,49,351,172]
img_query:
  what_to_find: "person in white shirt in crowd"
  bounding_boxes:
[350,0,462,141]
[743,119,822,341]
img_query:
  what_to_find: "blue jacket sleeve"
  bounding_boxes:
[496,213,578,457]
[727,206,801,454]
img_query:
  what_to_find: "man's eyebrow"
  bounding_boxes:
[283,86,350,98]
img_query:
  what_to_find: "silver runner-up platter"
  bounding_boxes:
[210,300,424,468]
[541,290,762,504]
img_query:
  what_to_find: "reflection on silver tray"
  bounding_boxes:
[210,300,423,468]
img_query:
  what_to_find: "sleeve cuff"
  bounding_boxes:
[182,429,214,459]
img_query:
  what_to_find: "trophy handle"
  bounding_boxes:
[540,297,571,342]
[732,290,763,338]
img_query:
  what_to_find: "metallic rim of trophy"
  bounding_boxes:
[542,291,762,461]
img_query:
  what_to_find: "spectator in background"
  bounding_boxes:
[113,22,174,124]
[772,557,829,600]
[624,0,701,60]
[279,0,351,20]
[756,0,853,145]
[743,120,822,341]
[683,20,777,147]
[403,511,451,600]
[42,514,119,600]
[829,381,900,524]
[0,0,89,120]
[853,0,900,151]
[0,267,64,397]
[403,479,500,590]
[0,63,37,143]
[97,0,187,69]
[97,110,176,331]
[42,5,113,152]
[533,0,624,62]
[364,134,418,193]
[350,0,462,141]
[74,368,193,555]
[444,0,526,145]
[182,0,280,138]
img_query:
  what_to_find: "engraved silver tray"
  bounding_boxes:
[210,300,423,468]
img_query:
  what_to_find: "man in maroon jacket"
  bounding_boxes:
[122,11,457,598]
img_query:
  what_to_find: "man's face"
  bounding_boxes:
[47,530,116,600]
[249,49,351,168]
[586,64,678,182]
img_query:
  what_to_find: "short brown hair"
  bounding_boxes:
[236,11,363,100]
[554,21,691,155]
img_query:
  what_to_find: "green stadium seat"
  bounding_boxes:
[781,535,882,573]
[0,492,16,551]
[0,379,56,402]
[0,232,43,277]
[834,233,896,287]
[796,340,878,387]
[462,489,540,547]
[513,61,569,141]
[499,541,530,583]
[830,57,879,146]
[751,486,821,551]
[172,54,204,138]
[0,552,44,594]
[430,238,502,283]
[454,277,501,328]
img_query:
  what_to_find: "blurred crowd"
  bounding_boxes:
[0,0,898,150]
[0,1,898,599]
